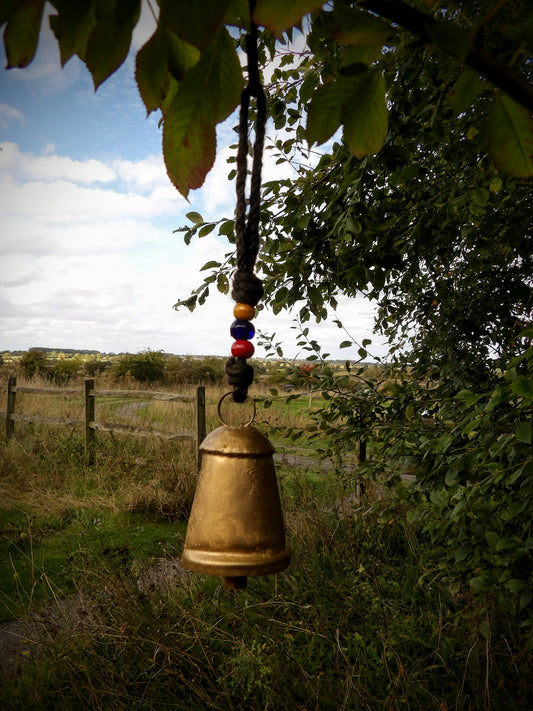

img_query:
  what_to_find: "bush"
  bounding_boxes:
[111,350,166,384]
[164,356,225,385]
[84,358,111,376]
[49,358,82,383]
[18,349,48,378]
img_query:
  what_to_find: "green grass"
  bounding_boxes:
[1,506,530,710]
[0,382,531,709]
[0,507,187,621]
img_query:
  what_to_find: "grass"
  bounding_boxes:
[0,377,531,708]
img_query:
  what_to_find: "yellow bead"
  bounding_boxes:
[233,302,255,320]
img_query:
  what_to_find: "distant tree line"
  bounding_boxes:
[3,348,379,389]
[6,349,232,386]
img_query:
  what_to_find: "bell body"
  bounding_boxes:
[182,425,290,578]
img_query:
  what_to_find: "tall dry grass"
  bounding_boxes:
[1,376,530,709]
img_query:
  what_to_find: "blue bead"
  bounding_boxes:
[230,319,255,340]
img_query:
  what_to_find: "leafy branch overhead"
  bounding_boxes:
[2,0,533,194]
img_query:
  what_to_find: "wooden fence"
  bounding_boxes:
[4,377,206,466]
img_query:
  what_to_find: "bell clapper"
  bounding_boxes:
[225,576,247,590]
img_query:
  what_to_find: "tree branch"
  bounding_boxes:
[361,0,533,113]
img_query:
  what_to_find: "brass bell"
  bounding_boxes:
[182,422,290,587]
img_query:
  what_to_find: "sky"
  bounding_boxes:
[0,2,387,362]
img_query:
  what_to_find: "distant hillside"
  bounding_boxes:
[26,347,113,356]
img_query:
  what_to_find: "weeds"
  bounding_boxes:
[0,382,531,708]
[2,503,530,709]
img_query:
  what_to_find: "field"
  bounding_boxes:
[0,376,531,709]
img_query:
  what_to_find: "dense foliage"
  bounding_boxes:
[171,1,533,626]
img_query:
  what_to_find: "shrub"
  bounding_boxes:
[18,349,49,378]
[84,358,111,376]
[164,356,225,385]
[111,350,166,384]
[49,358,82,383]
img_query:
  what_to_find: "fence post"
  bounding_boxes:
[85,378,95,465]
[6,375,16,441]
[359,439,367,465]
[196,385,206,469]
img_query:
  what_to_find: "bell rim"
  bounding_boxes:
[182,546,291,577]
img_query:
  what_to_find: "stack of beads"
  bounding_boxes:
[230,302,255,359]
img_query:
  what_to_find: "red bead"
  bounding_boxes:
[231,340,255,359]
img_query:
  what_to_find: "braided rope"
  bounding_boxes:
[225,10,267,402]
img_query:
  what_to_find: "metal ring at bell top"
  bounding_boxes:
[217,391,257,428]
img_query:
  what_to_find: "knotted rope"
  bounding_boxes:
[225,10,267,403]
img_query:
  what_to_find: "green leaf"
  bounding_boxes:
[515,420,532,444]
[135,25,201,117]
[448,69,485,115]
[253,0,323,33]
[512,377,533,402]
[166,30,201,80]
[4,0,45,68]
[49,0,96,66]
[159,0,230,50]
[163,27,243,197]
[306,79,347,146]
[0,0,20,26]
[135,24,170,115]
[306,66,388,153]
[478,620,491,639]
[426,23,472,61]
[85,0,141,89]
[455,547,469,562]
[200,260,221,271]
[186,211,204,224]
[430,489,448,508]
[489,176,503,193]
[469,576,488,593]
[198,223,216,237]
[223,0,249,29]
[434,433,453,453]
[342,70,388,158]
[324,4,394,46]
[506,578,524,594]
[219,219,235,235]
[217,273,229,294]
[520,589,533,608]
[274,286,289,304]
[339,340,352,348]
[471,187,489,207]
[485,531,499,548]
[487,93,533,178]
[174,294,197,312]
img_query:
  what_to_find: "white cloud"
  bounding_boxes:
[0,142,115,184]
[200,143,238,221]
[0,103,25,129]
[131,0,159,52]
[113,154,169,194]
[0,176,184,223]
[0,140,234,355]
